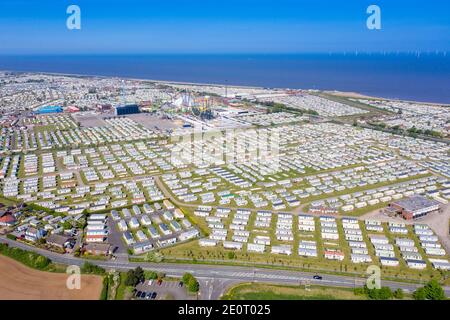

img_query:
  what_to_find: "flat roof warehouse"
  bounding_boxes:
[34,105,63,114]
[390,195,441,220]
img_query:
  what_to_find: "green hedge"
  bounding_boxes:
[182,272,200,293]
[81,262,106,275]
[26,203,55,214]
[6,234,17,241]
[100,276,109,300]
[144,270,158,280]
[0,243,51,270]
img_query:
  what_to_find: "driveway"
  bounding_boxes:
[417,203,450,253]
[198,278,240,300]
[106,217,128,259]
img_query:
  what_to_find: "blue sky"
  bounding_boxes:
[0,0,449,54]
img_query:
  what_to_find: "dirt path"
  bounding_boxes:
[0,255,103,300]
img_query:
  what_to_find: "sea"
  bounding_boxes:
[0,53,449,104]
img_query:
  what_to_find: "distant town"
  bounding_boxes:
[0,71,449,300]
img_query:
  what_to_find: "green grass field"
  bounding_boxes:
[222,283,367,300]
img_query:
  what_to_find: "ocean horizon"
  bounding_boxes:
[1,53,449,104]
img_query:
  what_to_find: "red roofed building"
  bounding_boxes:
[0,213,16,226]
[85,234,106,243]
[66,106,80,113]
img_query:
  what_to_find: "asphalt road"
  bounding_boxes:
[1,236,449,299]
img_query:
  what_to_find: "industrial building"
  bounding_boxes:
[66,106,80,113]
[114,104,140,116]
[388,195,441,220]
[35,105,63,114]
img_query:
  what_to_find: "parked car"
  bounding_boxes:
[136,290,142,298]
[178,281,183,287]
[151,292,157,300]
[157,279,162,286]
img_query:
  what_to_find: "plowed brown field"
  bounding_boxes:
[0,255,102,300]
